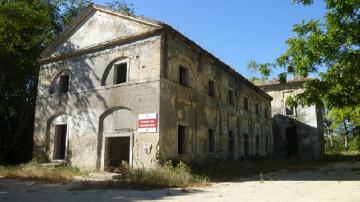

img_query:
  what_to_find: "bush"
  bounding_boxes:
[325,135,360,155]
[113,161,208,188]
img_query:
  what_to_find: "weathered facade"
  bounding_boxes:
[259,79,324,159]
[33,4,273,171]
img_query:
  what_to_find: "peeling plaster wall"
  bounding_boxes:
[33,36,161,170]
[34,9,276,170]
[51,10,155,57]
[159,35,273,163]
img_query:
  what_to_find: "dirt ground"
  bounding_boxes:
[1,161,360,202]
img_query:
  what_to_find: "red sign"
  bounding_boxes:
[138,113,157,133]
[138,119,157,128]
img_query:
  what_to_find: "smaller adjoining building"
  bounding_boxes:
[258,78,324,159]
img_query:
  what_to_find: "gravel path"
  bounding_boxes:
[1,161,360,202]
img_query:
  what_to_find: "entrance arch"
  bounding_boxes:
[97,107,137,170]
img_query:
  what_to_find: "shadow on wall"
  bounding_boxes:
[34,41,115,164]
[272,114,321,159]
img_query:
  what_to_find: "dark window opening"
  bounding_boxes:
[59,75,69,93]
[54,124,67,160]
[178,125,186,154]
[228,88,235,105]
[244,134,249,158]
[256,135,260,153]
[114,63,127,84]
[228,131,234,160]
[244,97,249,111]
[265,136,269,153]
[49,86,55,94]
[264,107,269,119]
[179,66,189,86]
[286,106,295,115]
[208,80,215,97]
[208,129,215,153]
[255,103,260,115]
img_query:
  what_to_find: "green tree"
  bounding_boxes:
[254,0,360,144]
[0,0,135,163]
[0,0,60,163]
[106,0,134,15]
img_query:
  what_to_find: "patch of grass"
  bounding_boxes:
[76,161,208,190]
[0,159,87,183]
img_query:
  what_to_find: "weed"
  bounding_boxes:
[0,159,87,183]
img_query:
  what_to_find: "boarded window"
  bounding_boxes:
[244,97,249,111]
[208,129,215,153]
[59,75,69,93]
[114,63,127,84]
[178,125,186,154]
[228,88,235,105]
[208,80,215,97]
[179,66,188,86]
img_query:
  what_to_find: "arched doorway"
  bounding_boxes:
[285,123,298,157]
[98,107,137,171]
[46,112,70,161]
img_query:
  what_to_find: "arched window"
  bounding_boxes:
[49,70,70,94]
[101,57,129,86]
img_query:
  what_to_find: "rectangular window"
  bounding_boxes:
[228,88,235,105]
[178,125,186,154]
[179,66,188,86]
[255,102,260,115]
[256,135,260,153]
[114,63,127,84]
[228,131,234,159]
[244,97,249,111]
[244,134,249,157]
[265,136,269,153]
[59,75,69,93]
[208,129,215,153]
[208,80,215,97]
[264,107,268,119]
[286,106,295,115]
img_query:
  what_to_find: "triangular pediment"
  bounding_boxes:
[40,5,161,59]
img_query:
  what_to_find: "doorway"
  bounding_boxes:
[285,125,298,156]
[54,124,67,160]
[105,136,130,170]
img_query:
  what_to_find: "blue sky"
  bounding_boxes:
[94,0,326,79]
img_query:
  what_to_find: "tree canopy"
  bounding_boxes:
[252,0,360,137]
[0,0,134,163]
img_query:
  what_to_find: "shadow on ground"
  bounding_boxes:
[192,154,360,182]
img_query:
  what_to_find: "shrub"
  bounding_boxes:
[113,161,208,188]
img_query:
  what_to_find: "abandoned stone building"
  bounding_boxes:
[258,78,324,159]
[33,4,273,171]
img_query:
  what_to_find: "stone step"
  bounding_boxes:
[88,172,122,180]
[40,161,67,168]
